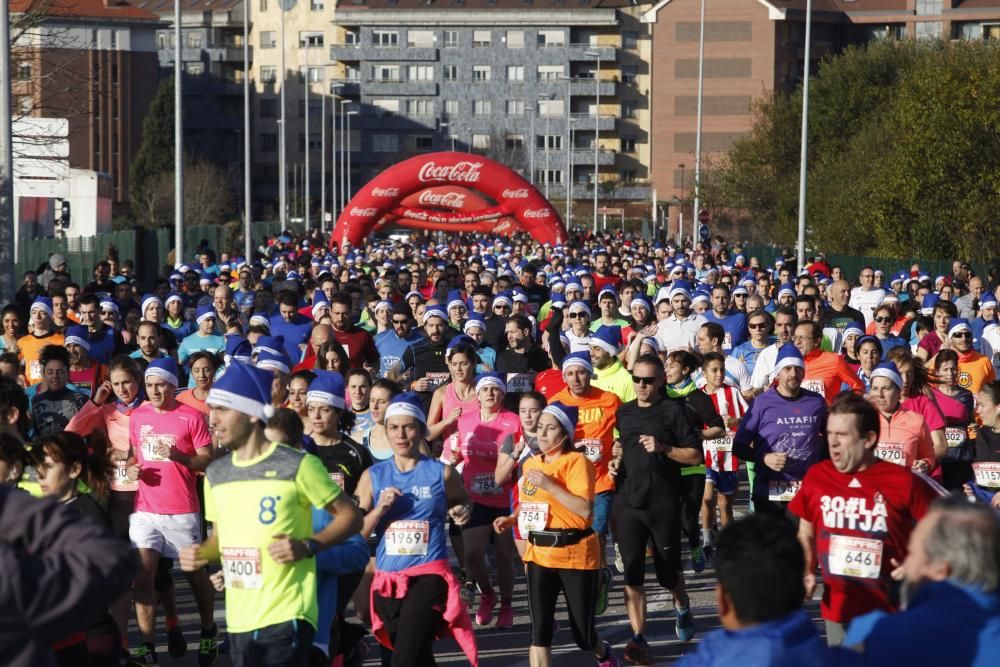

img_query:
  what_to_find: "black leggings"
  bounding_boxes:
[679,474,705,549]
[372,574,447,667]
[614,503,682,590]
[526,562,599,651]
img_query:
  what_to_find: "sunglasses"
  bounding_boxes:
[631,375,657,385]
[568,312,587,319]
[748,322,768,330]
[952,331,972,339]
[392,319,409,325]
[874,316,892,324]
[494,304,510,310]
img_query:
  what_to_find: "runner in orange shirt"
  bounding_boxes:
[943,318,996,394]
[550,351,621,615]
[868,362,936,472]
[794,321,864,403]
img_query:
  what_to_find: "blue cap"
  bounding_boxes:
[561,351,596,377]
[542,401,578,437]
[591,325,622,355]
[306,370,346,409]
[773,342,804,375]
[207,360,276,423]
[871,361,902,389]
[255,350,291,375]
[384,392,427,425]
[195,304,216,324]
[145,358,179,386]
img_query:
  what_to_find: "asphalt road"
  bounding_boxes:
[130,503,827,666]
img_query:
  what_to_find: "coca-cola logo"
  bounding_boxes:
[418,190,467,209]
[371,187,400,198]
[501,188,530,199]
[350,207,378,217]
[522,208,551,219]
[417,161,484,184]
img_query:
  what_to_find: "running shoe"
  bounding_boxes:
[128,644,158,666]
[166,624,186,659]
[623,638,654,665]
[598,640,623,667]
[690,545,706,573]
[496,605,514,629]
[197,625,219,667]
[614,542,625,574]
[595,566,612,616]
[461,579,477,608]
[675,607,695,642]
[476,588,497,626]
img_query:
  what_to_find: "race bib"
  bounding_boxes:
[384,520,430,556]
[424,372,450,388]
[139,431,174,462]
[517,502,550,535]
[222,547,263,590]
[705,435,733,454]
[472,472,502,496]
[577,439,603,463]
[875,442,906,466]
[828,535,883,579]
[723,332,733,351]
[505,372,535,393]
[29,359,42,380]
[329,471,345,490]
[767,479,802,502]
[944,427,966,448]
[973,462,1000,488]
[112,459,137,490]
[802,379,826,397]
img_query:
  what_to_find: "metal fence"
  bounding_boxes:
[739,246,983,281]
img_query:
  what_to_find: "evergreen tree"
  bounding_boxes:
[129,78,176,227]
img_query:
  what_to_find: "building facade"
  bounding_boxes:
[11,0,161,207]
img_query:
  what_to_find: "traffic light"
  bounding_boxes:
[59,199,70,229]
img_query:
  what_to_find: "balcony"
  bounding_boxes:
[330,43,438,62]
[571,148,616,165]
[570,113,617,131]
[566,44,617,62]
[568,78,617,97]
[363,79,438,96]
[330,80,361,96]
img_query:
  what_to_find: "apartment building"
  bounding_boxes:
[134,0,249,172]
[11,0,161,206]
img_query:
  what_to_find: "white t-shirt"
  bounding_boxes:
[750,343,781,390]
[849,287,887,326]
[655,313,707,353]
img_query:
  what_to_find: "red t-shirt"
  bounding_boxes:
[534,368,566,400]
[592,273,622,291]
[789,459,936,623]
[332,326,378,370]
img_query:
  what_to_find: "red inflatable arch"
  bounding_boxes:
[333,152,565,247]
[374,185,524,235]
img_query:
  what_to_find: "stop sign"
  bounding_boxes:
[698,209,710,224]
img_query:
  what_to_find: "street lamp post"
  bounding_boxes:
[584,50,601,233]
[174,0,183,266]
[278,0,290,229]
[330,83,341,222]
[566,118,578,228]
[339,99,348,212]
[303,38,311,231]
[678,163,686,245]
[320,85,326,234]
[346,109,358,202]
[528,104,535,185]
[692,0,706,244]
[242,0,251,260]
[538,93,552,201]
[797,0,813,269]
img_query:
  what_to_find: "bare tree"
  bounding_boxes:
[135,161,235,229]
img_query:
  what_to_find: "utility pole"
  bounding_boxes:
[174,0,184,267]
[0,0,15,303]
[243,0,251,261]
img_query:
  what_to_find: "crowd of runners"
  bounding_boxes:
[1,228,999,667]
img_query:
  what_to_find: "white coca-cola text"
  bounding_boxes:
[350,207,378,217]
[522,208,551,219]
[370,187,400,198]
[417,190,467,209]
[417,161,483,184]
[501,188,530,199]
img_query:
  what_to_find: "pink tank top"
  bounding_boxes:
[456,408,520,508]
[440,382,479,458]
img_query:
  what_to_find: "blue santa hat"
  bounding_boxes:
[195,304,216,325]
[843,322,865,339]
[447,290,467,312]
[311,290,331,318]
[384,391,427,426]
[206,360,276,423]
[141,294,162,315]
[590,325,622,355]
[224,336,252,366]
[63,325,91,351]
[446,334,478,359]
[145,358,179,387]
[30,296,53,317]
[773,342,805,375]
[255,350,291,375]
[463,312,486,333]
[542,401,578,437]
[668,280,692,301]
[870,361,903,389]
[306,370,346,409]
[948,318,972,338]
[253,335,286,357]
[475,372,507,394]
[562,351,596,378]
[421,305,448,324]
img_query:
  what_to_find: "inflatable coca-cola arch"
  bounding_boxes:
[373,185,524,235]
[332,152,566,247]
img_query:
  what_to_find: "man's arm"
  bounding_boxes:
[797,518,818,599]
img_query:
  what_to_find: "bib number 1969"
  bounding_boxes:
[385,520,430,556]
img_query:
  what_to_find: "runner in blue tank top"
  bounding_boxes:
[354,392,478,666]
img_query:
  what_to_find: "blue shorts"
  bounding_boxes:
[706,469,739,495]
[592,491,614,537]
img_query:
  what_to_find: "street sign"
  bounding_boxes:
[699,223,710,241]
[597,207,624,215]
[698,208,710,224]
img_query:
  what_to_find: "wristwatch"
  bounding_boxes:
[303,538,322,557]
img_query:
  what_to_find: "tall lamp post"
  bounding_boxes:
[692,0,706,243]
[330,83,341,222]
[346,109,358,202]
[339,99,349,211]
[539,92,553,201]
[278,0,295,229]
[796,0,813,269]
[527,103,535,184]
[303,36,312,231]
[174,0,183,266]
[583,50,601,233]
[242,0,251,260]
[678,162,686,244]
[566,117,578,228]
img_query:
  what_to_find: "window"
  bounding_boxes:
[261,133,277,152]
[407,30,434,47]
[506,100,524,116]
[259,66,277,82]
[537,134,563,149]
[299,133,321,150]
[506,30,524,48]
[986,24,1000,40]
[473,99,492,115]
[444,100,459,115]
[260,31,276,48]
[298,99,322,117]
[622,66,638,84]
[18,96,32,114]
[310,0,324,9]
[299,31,324,48]
[187,32,202,48]
[472,134,490,149]
[915,21,942,39]
[620,169,637,182]
[110,30,117,48]
[407,65,434,81]
[505,134,524,148]
[622,30,639,49]
[622,101,637,118]
[344,30,359,45]
[413,135,434,150]
[537,65,564,81]
[373,30,399,47]
[157,33,167,49]
[538,99,564,117]
[621,136,636,153]
[407,99,434,116]
[915,0,942,15]
[186,62,204,75]
[536,169,563,184]
[17,62,31,80]
[373,65,400,81]
[537,29,564,46]
[472,30,491,47]
[259,0,267,11]
[344,64,360,80]
[373,99,400,115]
[373,134,399,152]
[302,66,324,82]
[506,65,524,81]
[444,30,459,48]
[443,65,457,81]
[472,65,491,82]
[260,99,277,117]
